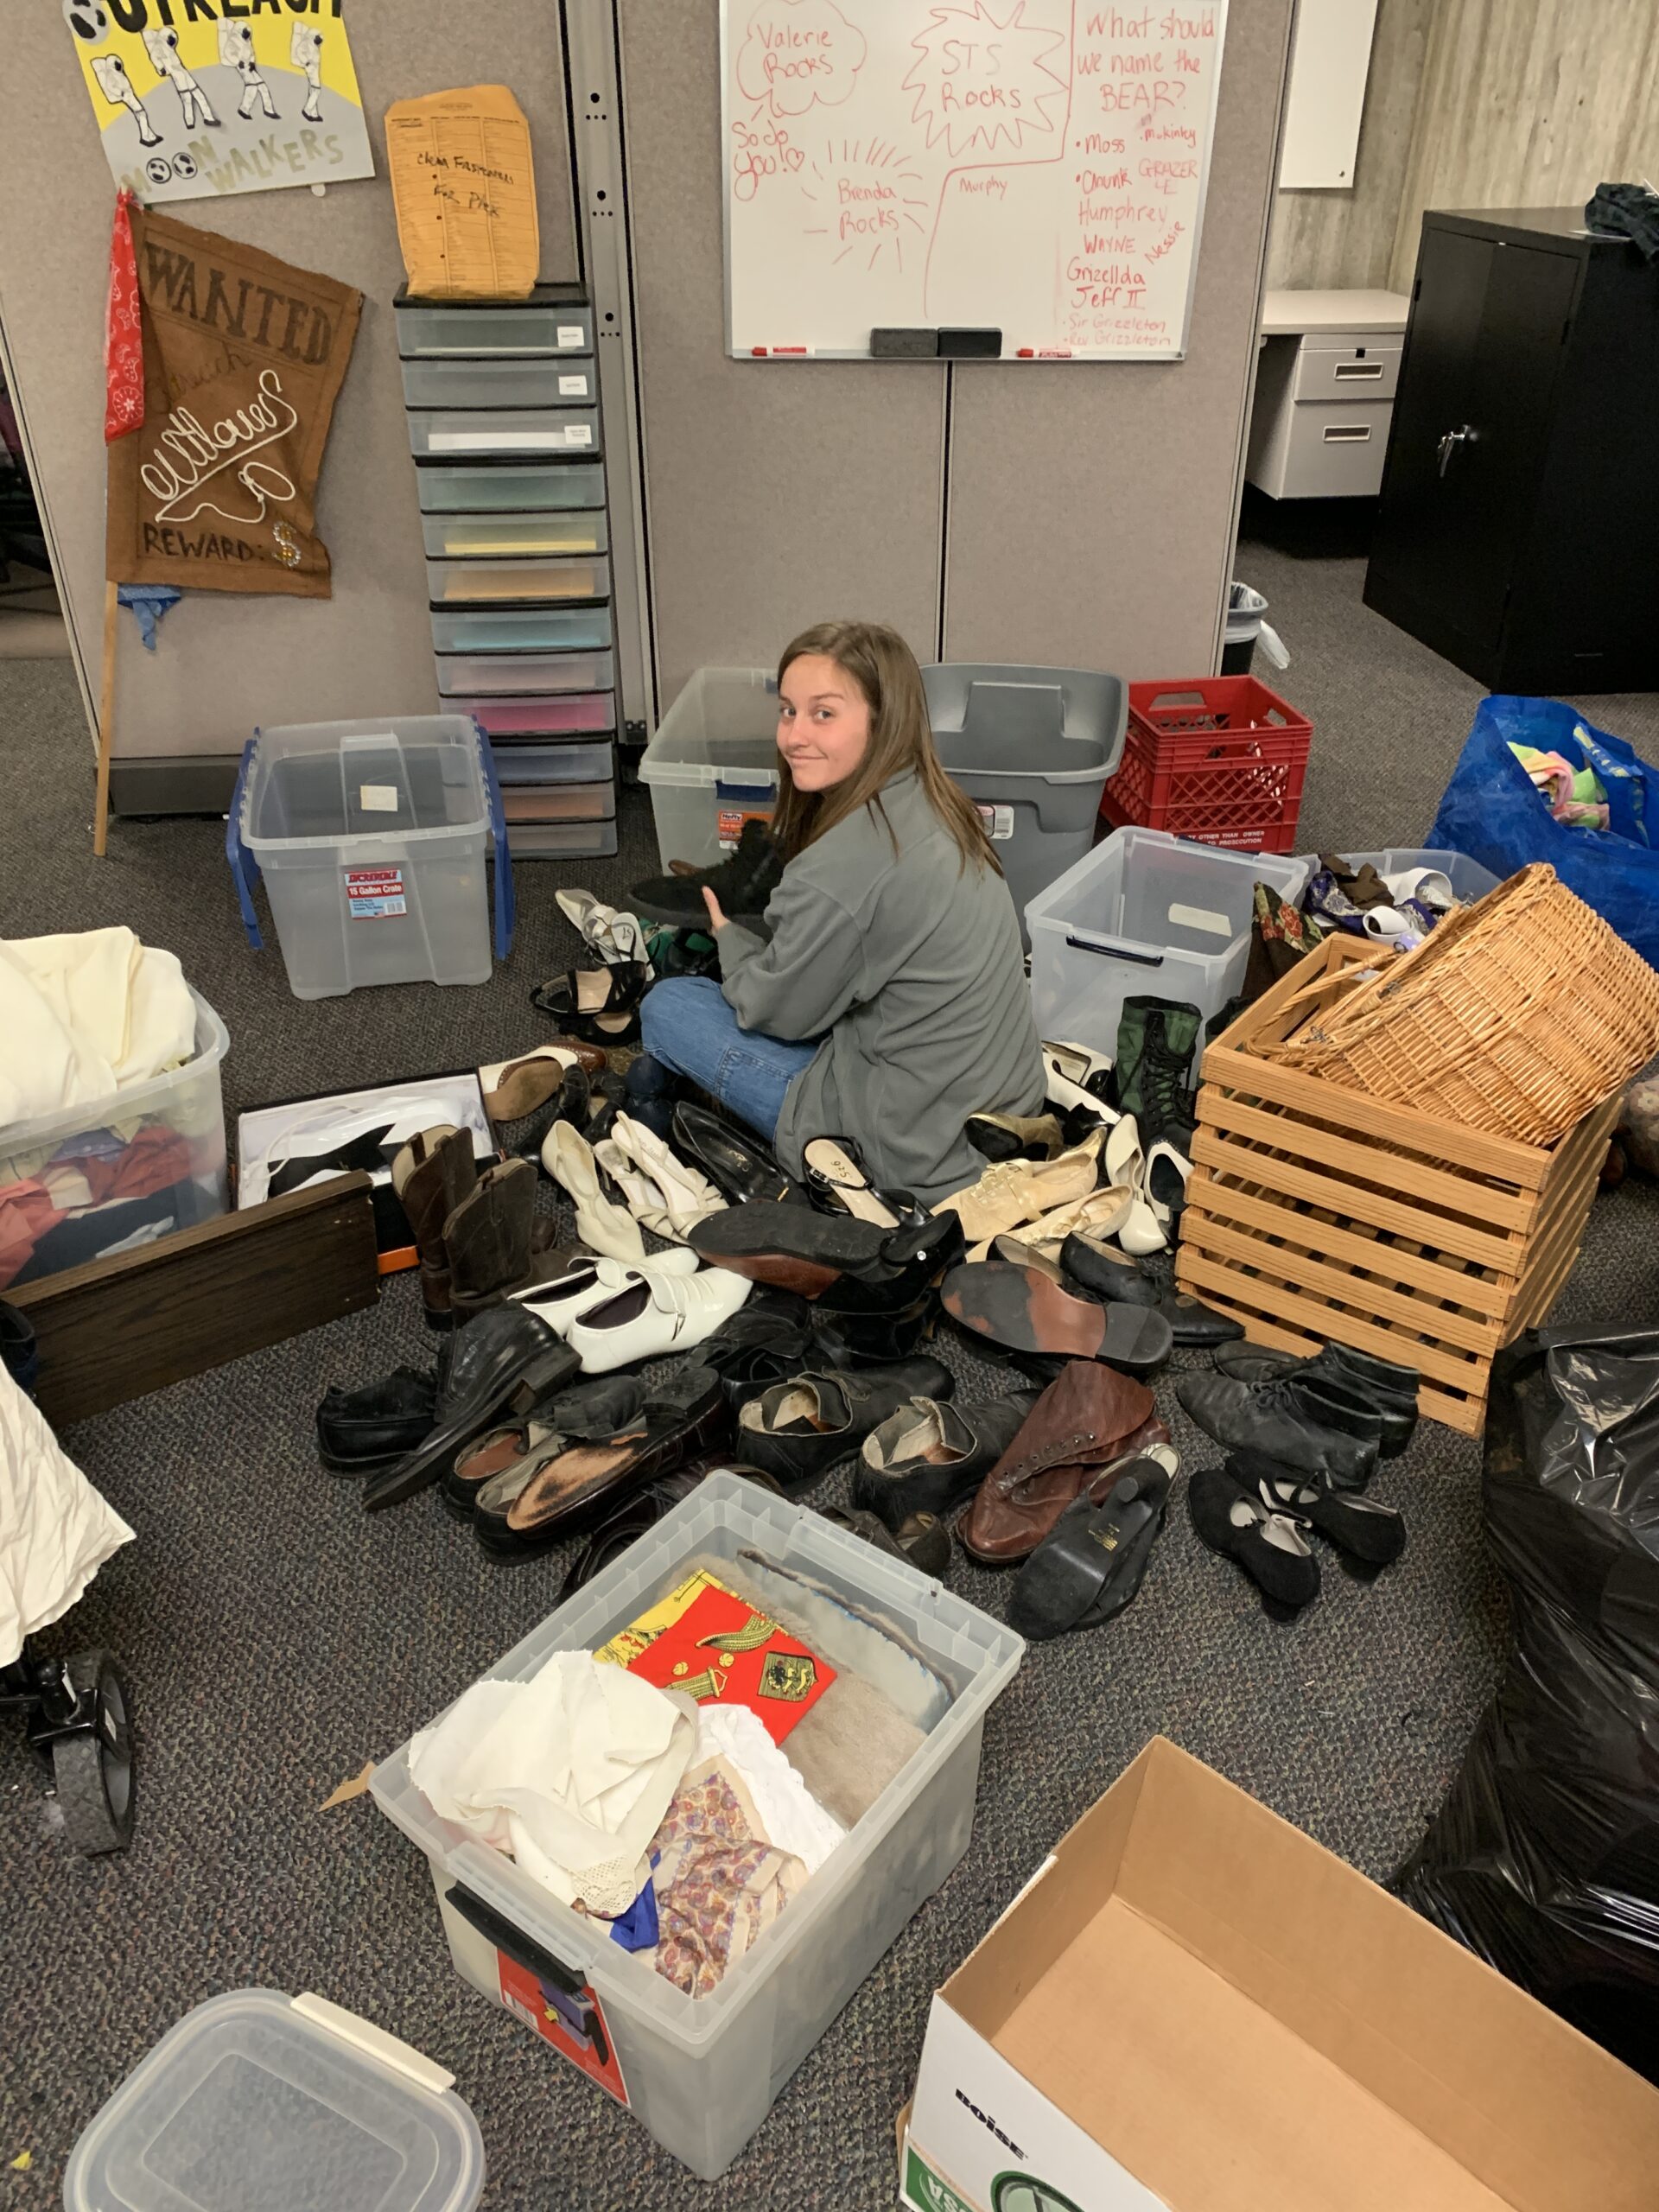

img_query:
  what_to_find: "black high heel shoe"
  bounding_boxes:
[531,960,648,1045]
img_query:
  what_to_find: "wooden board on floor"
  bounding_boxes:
[10,1173,379,1427]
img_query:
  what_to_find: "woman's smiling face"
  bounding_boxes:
[776,652,872,791]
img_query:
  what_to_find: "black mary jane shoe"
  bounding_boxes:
[531,960,648,1046]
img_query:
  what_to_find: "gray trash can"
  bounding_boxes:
[922,664,1127,940]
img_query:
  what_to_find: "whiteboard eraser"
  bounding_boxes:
[938,327,1002,359]
[871,328,938,358]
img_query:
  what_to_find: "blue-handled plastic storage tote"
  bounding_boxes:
[228,716,513,1001]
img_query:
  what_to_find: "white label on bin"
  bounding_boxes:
[976,803,1015,842]
[556,323,586,347]
[430,429,563,452]
[1168,900,1232,939]
[558,373,588,396]
[359,784,400,813]
[563,423,594,447]
[346,867,406,919]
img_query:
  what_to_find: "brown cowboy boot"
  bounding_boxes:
[391,1125,476,1327]
[445,1158,542,1323]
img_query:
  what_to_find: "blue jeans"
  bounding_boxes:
[637,977,817,1140]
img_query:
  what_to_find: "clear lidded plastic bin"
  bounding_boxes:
[1027,824,1311,1057]
[0,989,228,1287]
[370,1472,1022,2180]
[639,667,781,869]
[63,1989,484,2212]
[227,718,511,1001]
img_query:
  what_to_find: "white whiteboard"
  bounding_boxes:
[1277,0,1377,189]
[721,0,1229,360]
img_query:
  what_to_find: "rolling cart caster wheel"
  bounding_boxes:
[52,1650,134,1855]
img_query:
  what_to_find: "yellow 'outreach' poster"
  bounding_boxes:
[62,1,376,204]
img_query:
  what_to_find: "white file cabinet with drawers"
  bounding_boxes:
[1247,289,1410,500]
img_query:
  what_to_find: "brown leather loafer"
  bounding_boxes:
[959,1360,1167,1565]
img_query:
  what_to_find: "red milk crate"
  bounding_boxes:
[1100,675,1313,853]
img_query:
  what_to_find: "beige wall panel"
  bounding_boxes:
[0,3,577,761]
[942,0,1296,680]
[1267,0,1434,289]
[618,0,944,709]
[1390,0,1659,292]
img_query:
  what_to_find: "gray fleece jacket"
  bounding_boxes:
[715,770,1044,1205]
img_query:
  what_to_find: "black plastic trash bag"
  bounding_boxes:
[1395,1323,1659,2082]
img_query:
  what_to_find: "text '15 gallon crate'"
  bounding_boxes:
[1103,674,1313,853]
[227,717,512,1001]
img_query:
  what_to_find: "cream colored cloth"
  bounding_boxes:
[409,1650,697,1915]
[695,1703,845,1874]
[0,929,195,1127]
[1,1364,135,1669]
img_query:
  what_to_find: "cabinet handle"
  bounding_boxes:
[1323,423,1372,442]
[1437,423,1475,476]
[1333,361,1384,380]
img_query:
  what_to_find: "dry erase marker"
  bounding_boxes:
[750,345,811,356]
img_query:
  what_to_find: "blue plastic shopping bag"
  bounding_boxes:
[1427,696,1659,969]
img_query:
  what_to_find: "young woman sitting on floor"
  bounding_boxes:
[633,619,1044,1208]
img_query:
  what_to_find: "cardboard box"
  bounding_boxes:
[901,1738,1659,2212]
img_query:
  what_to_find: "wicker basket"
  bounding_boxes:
[1256,864,1659,1147]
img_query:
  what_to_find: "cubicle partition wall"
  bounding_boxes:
[0,0,1294,803]
[0,3,578,807]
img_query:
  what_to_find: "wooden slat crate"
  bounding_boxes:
[1174,936,1620,1436]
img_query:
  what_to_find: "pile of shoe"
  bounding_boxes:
[389,1122,570,1330]
[480,1040,624,1171]
[1180,1342,1415,1618]
[932,1007,1239,1382]
[685,1128,965,1368]
[941,995,1205,1279]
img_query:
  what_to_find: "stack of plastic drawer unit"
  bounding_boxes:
[398,281,618,861]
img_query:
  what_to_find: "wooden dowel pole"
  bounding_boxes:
[93,578,118,857]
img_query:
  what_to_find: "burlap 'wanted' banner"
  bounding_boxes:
[107,207,362,597]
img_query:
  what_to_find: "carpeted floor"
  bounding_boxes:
[4,520,1659,2209]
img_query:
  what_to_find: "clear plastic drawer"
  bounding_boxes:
[409,410,599,461]
[423,510,609,560]
[431,606,613,654]
[427,556,609,606]
[416,463,607,515]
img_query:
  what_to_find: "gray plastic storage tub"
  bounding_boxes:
[922,664,1128,936]
[370,1472,1022,2179]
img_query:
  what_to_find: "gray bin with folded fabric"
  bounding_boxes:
[923,663,1127,942]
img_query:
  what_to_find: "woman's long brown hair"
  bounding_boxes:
[768,620,1000,874]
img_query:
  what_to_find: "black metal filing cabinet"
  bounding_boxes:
[1363,207,1659,694]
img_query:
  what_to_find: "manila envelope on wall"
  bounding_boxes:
[107,207,361,597]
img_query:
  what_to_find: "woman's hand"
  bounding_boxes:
[702,887,729,932]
